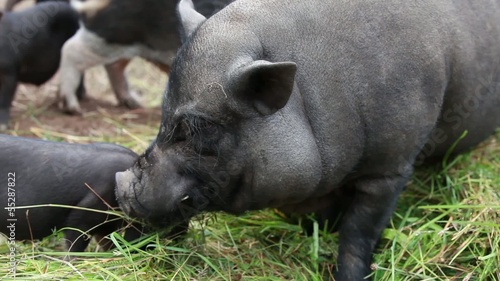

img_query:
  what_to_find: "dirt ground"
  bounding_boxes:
[2,0,168,139]
[9,59,167,138]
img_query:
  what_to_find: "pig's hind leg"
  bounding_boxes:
[59,28,142,114]
[104,59,142,110]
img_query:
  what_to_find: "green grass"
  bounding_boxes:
[1,125,498,280]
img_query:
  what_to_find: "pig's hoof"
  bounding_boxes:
[121,97,142,109]
[62,105,83,116]
[59,98,83,115]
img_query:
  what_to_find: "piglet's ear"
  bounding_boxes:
[177,0,207,41]
[231,60,297,115]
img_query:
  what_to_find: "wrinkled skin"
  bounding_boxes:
[0,134,144,254]
[116,0,500,279]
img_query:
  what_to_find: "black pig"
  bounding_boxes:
[0,2,80,130]
[0,134,143,254]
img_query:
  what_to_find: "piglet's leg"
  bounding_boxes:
[62,210,96,257]
[64,229,91,257]
[59,30,96,115]
[105,59,142,109]
[93,233,114,251]
[0,74,18,131]
[335,175,408,281]
[59,28,136,114]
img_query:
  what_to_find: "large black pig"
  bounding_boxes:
[0,135,144,255]
[115,0,500,280]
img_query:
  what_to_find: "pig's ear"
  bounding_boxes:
[177,0,207,41]
[231,60,297,115]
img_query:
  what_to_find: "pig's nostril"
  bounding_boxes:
[181,194,190,202]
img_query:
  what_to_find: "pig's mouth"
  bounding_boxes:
[115,169,209,228]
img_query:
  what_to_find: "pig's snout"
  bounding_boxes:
[115,164,197,225]
[115,170,148,217]
[116,170,134,191]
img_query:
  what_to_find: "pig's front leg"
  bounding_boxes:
[335,175,408,281]
[59,29,105,115]
[63,210,95,255]
[0,74,18,131]
[59,37,86,115]
[64,229,91,254]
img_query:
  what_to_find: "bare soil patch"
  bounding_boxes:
[6,58,167,139]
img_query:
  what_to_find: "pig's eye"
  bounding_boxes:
[169,122,188,143]
[184,115,221,153]
[195,118,218,135]
[187,116,219,137]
